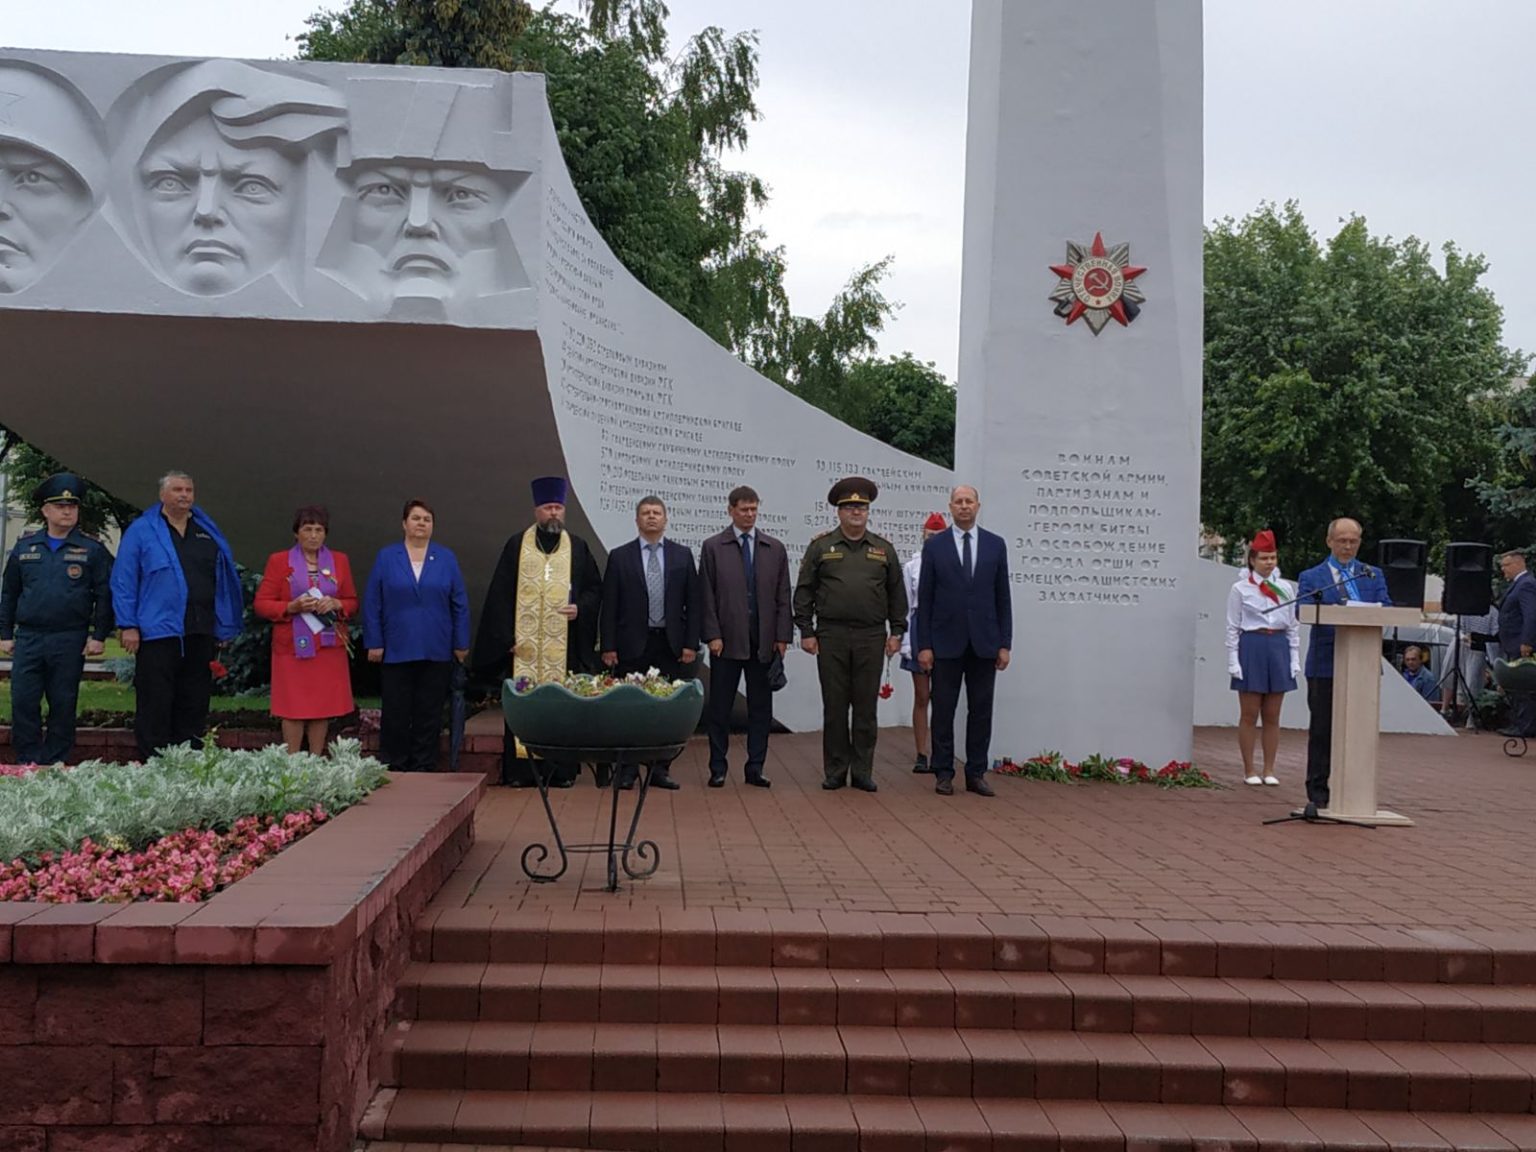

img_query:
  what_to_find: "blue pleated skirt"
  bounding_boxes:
[1231,629,1296,694]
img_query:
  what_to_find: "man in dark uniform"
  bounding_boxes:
[793,476,907,792]
[0,473,114,764]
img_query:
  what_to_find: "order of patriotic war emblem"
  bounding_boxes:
[1048,232,1146,335]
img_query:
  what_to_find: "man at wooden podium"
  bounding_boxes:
[1296,518,1391,809]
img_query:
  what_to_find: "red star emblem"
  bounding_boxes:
[1047,232,1147,335]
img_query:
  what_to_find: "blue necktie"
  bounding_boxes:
[741,533,757,613]
[646,543,664,626]
[962,531,973,581]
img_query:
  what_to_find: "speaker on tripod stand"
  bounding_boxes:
[1441,542,1495,728]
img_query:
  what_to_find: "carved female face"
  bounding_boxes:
[0,141,92,293]
[136,116,298,295]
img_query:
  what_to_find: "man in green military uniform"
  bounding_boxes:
[794,476,907,792]
[0,473,115,764]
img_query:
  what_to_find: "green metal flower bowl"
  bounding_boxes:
[501,679,705,749]
[1493,658,1536,694]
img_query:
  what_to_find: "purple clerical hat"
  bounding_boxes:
[531,476,568,506]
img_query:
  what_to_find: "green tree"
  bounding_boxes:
[854,354,957,469]
[1472,382,1536,551]
[296,0,908,440]
[0,428,139,539]
[1202,201,1525,575]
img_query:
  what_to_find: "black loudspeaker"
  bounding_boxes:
[1443,542,1493,616]
[1376,539,1427,608]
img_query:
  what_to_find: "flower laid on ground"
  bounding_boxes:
[0,738,388,873]
[209,659,229,679]
[995,750,1215,789]
[0,807,330,903]
[0,764,43,780]
[512,668,690,699]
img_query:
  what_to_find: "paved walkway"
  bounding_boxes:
[438,727,1535,931]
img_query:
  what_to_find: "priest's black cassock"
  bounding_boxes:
[470,525,603,786]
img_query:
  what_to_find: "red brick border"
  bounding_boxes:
[0,770,485,1152]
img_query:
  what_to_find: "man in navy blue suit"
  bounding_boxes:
[1295,517,1391,808]
[1496,549,1536,737]
[601,495,701,789]
[916,485,1012,797]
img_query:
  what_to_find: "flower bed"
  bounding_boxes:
[995,750,1216,788]
[1,738,387,902]
[510,667,692,698]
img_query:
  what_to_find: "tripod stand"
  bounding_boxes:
[1263,801,1376,829]
[1434,615,1482,731]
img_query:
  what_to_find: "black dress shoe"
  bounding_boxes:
[651,773,681,791]
[708,774,727,788]
[912,755,931,774]
[966,777,996,797]
[745,776,772,788]
[851,779,878,793]
[594,764,614,788]
[822,780,845,791]
[935,779,954,796]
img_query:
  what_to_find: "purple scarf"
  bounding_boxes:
[288,545,340,660]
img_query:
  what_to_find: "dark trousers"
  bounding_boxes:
[707,651,773,780]
[1305,675,1334,806]
[379,660,453,772]
[930,644,998,783]
[617,630,693,782]
[816,625,884,786]
[134,634,217,761]
[10,629,87,764]
[1503,644,1536,735]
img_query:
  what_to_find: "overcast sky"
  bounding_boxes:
[6,0,1532,382]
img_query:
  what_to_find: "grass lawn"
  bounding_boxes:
[0,680,380,723]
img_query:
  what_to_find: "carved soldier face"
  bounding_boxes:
[0,141,93,293]
[137,116,298,296]
[347,163,512,298]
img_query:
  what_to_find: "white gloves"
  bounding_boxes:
[1228,661,1243,679]
[1289,659,1301,679]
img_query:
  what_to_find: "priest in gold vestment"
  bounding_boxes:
[470,476,604,787]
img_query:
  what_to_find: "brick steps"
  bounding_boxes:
[383,1019,1536,1113]
[413,907,1536,986]
[364,1088,1536,1150]
[397,962,1536,1042]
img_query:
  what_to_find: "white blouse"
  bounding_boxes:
[899,552,922,658]
[1225,568,1301,665]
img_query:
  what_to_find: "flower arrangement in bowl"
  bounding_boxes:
[502,668,705,749]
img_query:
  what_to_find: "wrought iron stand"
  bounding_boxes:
[518,741,685,892]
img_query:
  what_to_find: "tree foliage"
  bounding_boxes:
[0,429,139,539]
[295,0,921,451]
[1202,201,1526,574]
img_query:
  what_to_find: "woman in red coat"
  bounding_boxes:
[254,505,358,753]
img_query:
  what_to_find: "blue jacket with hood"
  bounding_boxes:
[110,505,243,643]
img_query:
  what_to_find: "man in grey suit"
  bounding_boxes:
[698,485,792,788]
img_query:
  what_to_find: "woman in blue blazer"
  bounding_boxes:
[363,500,470,771]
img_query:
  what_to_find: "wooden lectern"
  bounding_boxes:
[1305,604,1424,826]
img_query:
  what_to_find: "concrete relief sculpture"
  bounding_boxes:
[108,60,347,297]
[318,78,530,321]
[0,61,105,293]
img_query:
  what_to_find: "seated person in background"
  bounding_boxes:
[1400,645,1439,704]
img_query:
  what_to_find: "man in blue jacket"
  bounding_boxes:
[1295,517,1391,809]
[1496,549,1536,737]
[915,485,1013,798]
[111,471,243,760]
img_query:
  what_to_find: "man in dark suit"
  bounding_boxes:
[601,495,701,789]
[698,485,793,788]
[915,485,1012,797]
[1496,549,1536,737]
[1295,517,1391,808]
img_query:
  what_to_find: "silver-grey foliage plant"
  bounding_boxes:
[0,739,389,863]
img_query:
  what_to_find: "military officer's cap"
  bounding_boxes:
[828,476,879,507]
[35,472,85,506]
